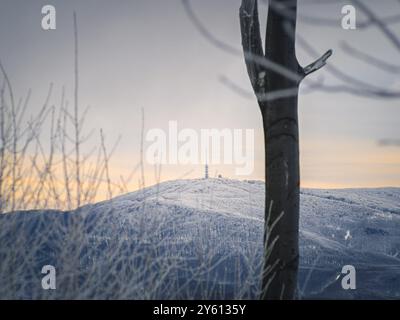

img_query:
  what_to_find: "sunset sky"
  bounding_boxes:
[0,0,399,190]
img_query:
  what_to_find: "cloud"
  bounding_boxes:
[377,139,400,147]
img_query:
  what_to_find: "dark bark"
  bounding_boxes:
[239,0,331,299]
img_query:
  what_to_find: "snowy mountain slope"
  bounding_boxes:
[0,178,399,299]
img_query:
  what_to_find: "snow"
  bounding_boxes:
[0,178,399,299]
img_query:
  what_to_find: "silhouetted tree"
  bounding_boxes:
[239,0,332,299]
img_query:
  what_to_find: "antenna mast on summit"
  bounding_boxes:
[205,148,209,179]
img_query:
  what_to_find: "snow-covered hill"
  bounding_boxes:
[0,178,399,299]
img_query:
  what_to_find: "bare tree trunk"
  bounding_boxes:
[262,0,301,300]
[261,96,300,300]
[240,0,331,299]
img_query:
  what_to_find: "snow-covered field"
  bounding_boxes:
[0,178,399,299]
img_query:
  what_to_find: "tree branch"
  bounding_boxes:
[240,0,265,93]
[352,0,400,52]
[341,41,400,74]
[303,49,333,77]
